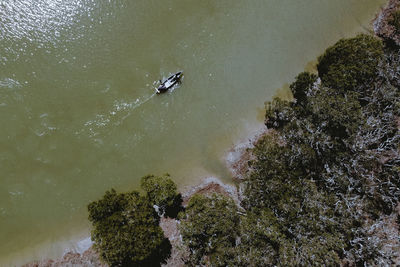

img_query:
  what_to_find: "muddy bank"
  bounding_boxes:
[21,248,105,267]
[21,1,400,265]
[225,125,270,181]
[161,176,242,267]
[21,176,240,267]
[374,0,400,45]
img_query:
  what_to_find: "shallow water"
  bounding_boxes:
[0,0,385,265]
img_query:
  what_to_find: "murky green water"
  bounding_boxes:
[0,0,385,265]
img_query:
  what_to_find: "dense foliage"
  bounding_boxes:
[389,10,400,32]
[89,33,399,266]
[87,175,180,266]
[179,194,239,266]
[317,34,384,93]
[289,71,317,106]
[179,34,399,266]
[245,34,399,265]
[140,174,182,217]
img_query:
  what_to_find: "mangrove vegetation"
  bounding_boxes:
[88,32,399,266]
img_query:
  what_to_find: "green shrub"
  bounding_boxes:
[255,33,399,266]
[309,87,363,138]
[389,10,400,32]
[88,189,171,266]
[242,174,346,266]
[226,210,280,267]
[264,98,294,129]
[140,174,182,217]
[317,34,383,92]
[290,72,318,106]
[179,193,239,266]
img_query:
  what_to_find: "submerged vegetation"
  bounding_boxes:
[88,32,399,266]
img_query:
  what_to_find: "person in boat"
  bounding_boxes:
[156,71,183,94]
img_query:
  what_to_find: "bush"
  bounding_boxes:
[264,98,294,129]
[88,189,171,266]
[309,87,363,138]
[389,10,400,32]
[317,34,383,93]
[86,31,400,266]
[179,193,239,266]
[242,133,292,209]
[140,174,182,217]
[290,72,318,106]
[243,61,400,264]
[242,176,347,266]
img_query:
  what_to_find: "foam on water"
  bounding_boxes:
[74,237,92,254]
[81,91,157,138]
[0,78,21,89]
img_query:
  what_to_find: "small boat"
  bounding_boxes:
[156,71,183,94]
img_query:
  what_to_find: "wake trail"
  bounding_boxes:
[119,92,157,122]
[80,91,158,138]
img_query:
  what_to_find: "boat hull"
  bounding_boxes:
[156,72,183,94]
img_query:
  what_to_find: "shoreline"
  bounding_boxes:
[21,129,259,266]
[21,119,266,266]
[16,1,395,266]
[22,176,246,267]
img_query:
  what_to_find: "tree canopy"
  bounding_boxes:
[289,71,317,106]
[140,174,182,217]
[87,178,176,266]
[389,10,400,32]
[88,33,400,266]
[317,34,383,93]
[179,193,239,266]
[178,34,399,266]
[248,34,399,265]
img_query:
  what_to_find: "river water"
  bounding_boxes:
[0,0,385,265]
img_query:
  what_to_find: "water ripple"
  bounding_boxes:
[0,78,21,89]
[79,92,157,138]
[0,0,91,45]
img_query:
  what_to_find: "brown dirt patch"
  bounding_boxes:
[374,0,400,46]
